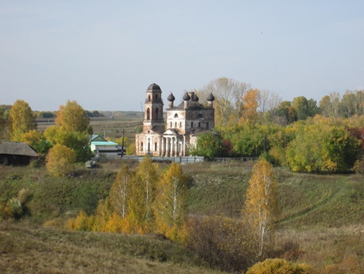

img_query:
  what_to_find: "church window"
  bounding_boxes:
[174,113,178,118]
[175,122,177,127]
[155,94,158,99]
[148,95,151,101]
[198,122,201,128]
[147,108,150,120]
[197,114,203,119]
[170,122,172,128]
[206,122,209,129]
[191,122,193,127]
[155,142,157,151]
[141,142,144,150]
[156,107,159,119]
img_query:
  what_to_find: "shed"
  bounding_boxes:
[0,142,39,165]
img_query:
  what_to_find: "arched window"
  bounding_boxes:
[174,113,178,118]
[198,122,201,127]
[154,142,157,151]
[155,107,159,119]
[147,108,150,120]
[148,95,151,101]
[197,114,203,119]
[141,142,144,150]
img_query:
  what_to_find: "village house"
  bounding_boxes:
[90,135,124,158]
[0,142,38,165]
[135,83,215,156]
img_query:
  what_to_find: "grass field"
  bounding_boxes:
[1,160,364,273]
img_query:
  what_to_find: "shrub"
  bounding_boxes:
[246,258,309,274]
[186,215,256,273]
[46,144,76,177]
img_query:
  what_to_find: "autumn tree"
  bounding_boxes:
[246,258,309,274]
[286,121,361,173]
[109,164,134,218]
[55,100,90,133]
[8,100,37,141]
[46,144,76,177]
[244,159,278,257]
[240,89,260,124]
[44,100,92,162]
[154,163,188,240]
[195,77,250,127]
[128,156,159,232]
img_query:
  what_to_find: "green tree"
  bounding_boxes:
[190,131,225,158]
[286,122,361,173]
[46,144,76,177]
[154,163,188,240]
[244,159,278,257]
[8,100,37,141]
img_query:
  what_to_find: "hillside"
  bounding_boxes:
[1,161,364,273]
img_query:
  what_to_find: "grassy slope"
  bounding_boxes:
[0,221,225,274]
[1,161,364,273]
[184,161,364,229]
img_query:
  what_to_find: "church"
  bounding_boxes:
[135,83,215,157]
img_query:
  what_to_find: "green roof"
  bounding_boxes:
[91,141,119,146]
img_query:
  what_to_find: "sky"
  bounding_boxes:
[1,1,364,111]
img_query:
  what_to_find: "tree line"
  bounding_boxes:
[190,77,364,174]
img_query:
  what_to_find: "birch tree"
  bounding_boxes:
[154,162,188,238]
[109,164,133,218]
[244,159,278,257]
[129,156,158,232]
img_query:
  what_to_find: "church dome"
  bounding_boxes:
[167,93,175,101]
[191,93,199,102]
[147,83,161,92]
[207,93,215,101]
[183,92,191,101]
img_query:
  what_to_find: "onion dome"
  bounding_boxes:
[191,93,199,102]
[167,92,175,101]
[183,92,191,101]
[147,83,161,92]
[207,93,215,101]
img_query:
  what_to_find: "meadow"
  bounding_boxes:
[1,160,363,273]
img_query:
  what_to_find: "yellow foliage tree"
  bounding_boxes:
[109,164,133,218]
[46,144,76,177]
[20,130,41,147]
[246,258,309,274]
[8,100,37,141]
[154,162,188,241]
[244,159,278,257]
[55,100,90,133]
[128,156,159,233]
[240,89,260,124]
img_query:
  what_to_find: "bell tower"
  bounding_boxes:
[143,83,164,133]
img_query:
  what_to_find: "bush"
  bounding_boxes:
[46,144,76,177]
[246,258,309,274]
[186,215,257,273]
